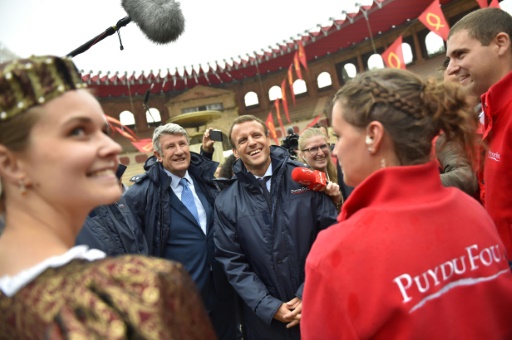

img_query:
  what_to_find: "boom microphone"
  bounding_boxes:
[67,0,185,58]
[122,0,185,44]
[291,167,327,191]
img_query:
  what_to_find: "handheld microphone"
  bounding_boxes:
[291,167,327,191]
[122,0,185,44]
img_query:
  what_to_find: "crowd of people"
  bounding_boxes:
[1,6,512,339]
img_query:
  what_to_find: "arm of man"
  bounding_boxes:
[120,185,146,232]
[279,187,337,327]
[436,134,478,196]
[213,201,283,325]
[200,128,215,159]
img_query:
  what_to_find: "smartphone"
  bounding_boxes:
[209,129,223,142]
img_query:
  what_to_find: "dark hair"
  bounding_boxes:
[449,8,512,46]
[228,115,268,148]
[332,68,477,166]
[218,154,237,178]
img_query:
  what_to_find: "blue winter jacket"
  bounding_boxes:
[213,145,338,339]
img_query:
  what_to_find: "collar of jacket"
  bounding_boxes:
[232,145,304,195]
[233,145,289,183]
[142,153,219,186]
[339,161,444,222]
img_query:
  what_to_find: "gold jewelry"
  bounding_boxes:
[0,56,85,122]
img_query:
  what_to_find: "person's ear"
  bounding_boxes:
[365,121,385,154]
[232,147,239,159]
[495,32,511,56]
[153,150,162,162]
[0,145,27,185]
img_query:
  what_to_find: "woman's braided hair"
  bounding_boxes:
[333,68,477,166]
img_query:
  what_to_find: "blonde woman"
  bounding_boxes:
[298,127,342,209]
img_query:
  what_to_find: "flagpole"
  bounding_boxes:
[356,3,377,55]
[251,51,270,112]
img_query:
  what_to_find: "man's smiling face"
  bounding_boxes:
[446,29,501,97]
[231,120,271,177]
[155,133,191,177]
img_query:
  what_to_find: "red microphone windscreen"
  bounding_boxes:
[291,167,327,191]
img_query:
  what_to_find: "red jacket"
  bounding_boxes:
[480,71,512,255]
[301,162,512,340]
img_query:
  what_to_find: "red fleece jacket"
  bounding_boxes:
[301,162,512,340]
[480,71,512,256]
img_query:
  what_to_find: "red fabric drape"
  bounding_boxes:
[265,112,279,144]
[476,0,488,7]
[131,139,154,153]
[287,64,296,104]
[293,52,303,80]
[281,79,291,123]
[418,0,450,41]
[382,35,406,69]
[490,0,501,8]
[298,41,308,72]
[274,99,286,136]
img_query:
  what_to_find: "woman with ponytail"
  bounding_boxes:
[301,68,512,339]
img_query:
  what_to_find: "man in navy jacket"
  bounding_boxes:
[123,123,239,340]
[214,115,338,339]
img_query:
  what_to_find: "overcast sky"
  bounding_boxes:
[3,1,511,77]
[0,0,365,76]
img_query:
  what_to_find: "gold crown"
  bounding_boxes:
[0,55,86,121]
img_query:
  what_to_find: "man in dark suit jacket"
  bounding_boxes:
[123,123,239,340]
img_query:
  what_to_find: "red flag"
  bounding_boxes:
[274,99,286,136]
[293,52,303,80]
[476,0,500,7]
[281,79,291,123]
[418,0,450,41]
[114,126,138,142]
[381,35,406,69]
[489,0,501,8]
[105,115,140,141]
[265,112,279,145]
[306,114,323,129]
[287,64,296,104]
[131,138,154,153]
[476,0,488,7]
[298,41,308,72]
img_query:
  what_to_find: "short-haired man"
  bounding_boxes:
[213,115,338,339]
[446,8,512,258]
[123,123,239,339]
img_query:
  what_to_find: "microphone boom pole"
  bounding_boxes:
[66,16,132,58]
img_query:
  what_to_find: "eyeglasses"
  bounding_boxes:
[302,144,330,154]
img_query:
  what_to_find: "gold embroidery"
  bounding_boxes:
[0,256,216,339]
